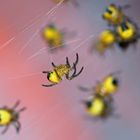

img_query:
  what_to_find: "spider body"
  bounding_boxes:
[96,73,119,96]
[43,24,64,49]
[54,64,70,77]
[0,101,26,134]
[95,30,116,54]
[84,94,115,120]
[47,64,70,84]
[116,20,140,50]
[42,53,84,87]
[102,3,129,26]
[79,72,119,98]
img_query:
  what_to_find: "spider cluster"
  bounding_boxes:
[0,101,26,134]
[93,3,140,55]
[79,72,120,120]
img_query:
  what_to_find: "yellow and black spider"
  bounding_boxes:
[116,20,140,50]
[83,94,117,120]
[91,29,116,55]
[0,101,26,134]
[42,53,84,87]
[102,3,130,26]
[43,24,64,50]
[79,72,120,98]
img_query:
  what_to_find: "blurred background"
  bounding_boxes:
[0,0,140,140]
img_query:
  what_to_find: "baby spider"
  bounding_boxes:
[116,20,140,50]
[42,53,84,87]
[0,100,26,134]
[102,3,130,26]
[43,24,64,50]
[91,29,116,55]
[82,94,118,121]
[79,72,120,98]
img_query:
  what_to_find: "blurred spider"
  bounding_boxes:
[83,94,118,120]
[42,24,77,52]
[42,53,84,87]
[0,100,26,134]
[79,72,120,98]
[92,29,116,55]
[43,24,64,50]
[102,3,130,26]
[116,20,140,50]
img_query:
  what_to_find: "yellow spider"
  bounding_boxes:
[0,101,26,134]
[42,53,84,87]
[116,20,140,50]
[79,72,120,97]
[83,94,116,120]
[102,3,130,26]
[93,29,116,54]
[43,24,64,50]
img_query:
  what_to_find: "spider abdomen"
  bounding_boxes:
[55,64,70,78]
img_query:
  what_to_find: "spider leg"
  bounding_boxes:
[66,73,69,80]
[66,57,71,67]
[66,73,70,80]
[78,86,91,92]
[74,53,79,66]
[13,121,21,133]
[12,100,20,109]
[66,53,83,80]
[42,83,57,87]
[1,125,9,134]
[68,66,84,80]
[51,62,56,68]
[42,71,50,74]
[66,63,76,80]
[72,66,84,78]
[18,107,27,113]
[70,63,77,77]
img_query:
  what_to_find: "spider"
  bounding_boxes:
[0,100,26,134]
[102,3,130,26]
[83,94,118,121]
[43,24,64,50]
[42,53,84,87]
[79,72,120,98]
[116,20,140,50]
